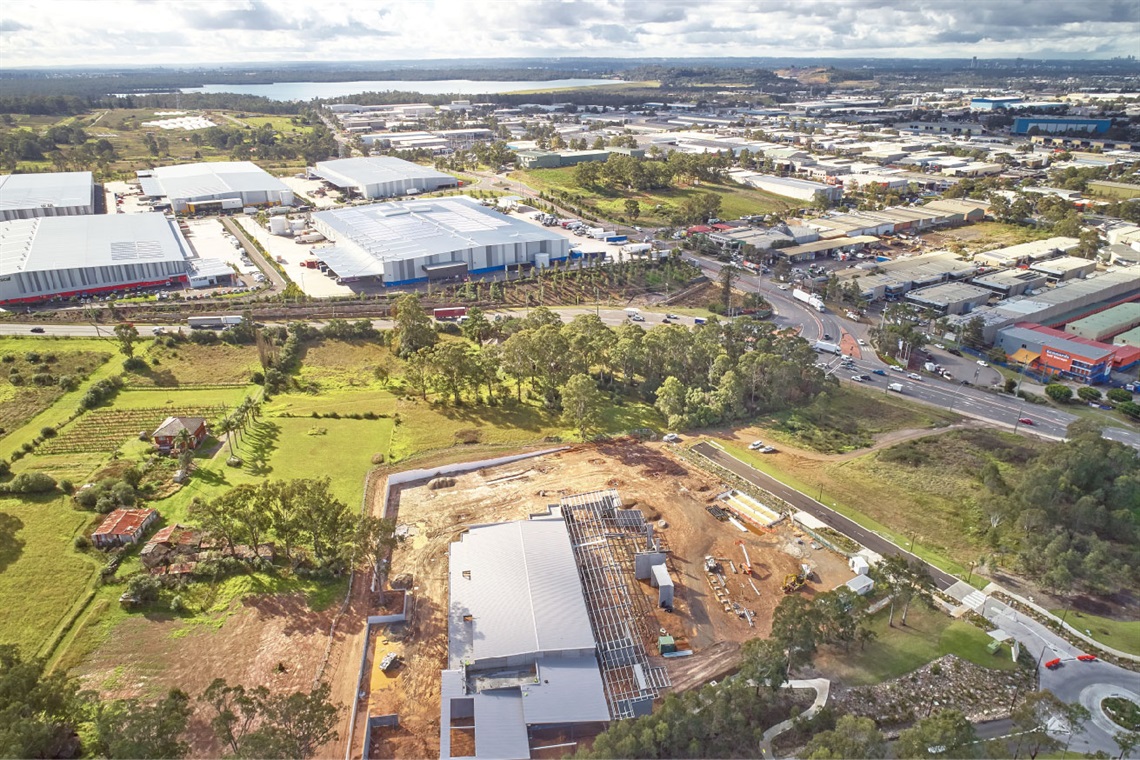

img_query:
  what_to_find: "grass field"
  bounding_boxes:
[0,350,110,433]
[109,387,253,410]
[1052,609,1140,656]
[720,427,1048,576]
[817,605,1019,686]
[0,493,101,658]
[514,167,806,225]
[129,342,260,387]
[760,385,960,453]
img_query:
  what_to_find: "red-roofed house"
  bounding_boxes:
[687,225,713,235]
[92,508,158,549]
[152,416,207,453]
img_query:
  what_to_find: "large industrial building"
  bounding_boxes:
[311,157,457,199]
[0,213,194,304]
[996,323,1140,383]
[138,161,293,213]
[733,172,842,203]
[1065,303,1140,342]
[440,489,668,760]
[973,237,1079,268]
[0,171,96,221]
[1011,117,1112,135]
[309,196,569,286]
[947,270,1140,343]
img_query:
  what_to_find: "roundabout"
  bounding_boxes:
[1078,682,1140,739]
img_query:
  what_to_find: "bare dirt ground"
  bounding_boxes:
[360,442,855,758]
[75,590,367,758]
[712,421,980,464]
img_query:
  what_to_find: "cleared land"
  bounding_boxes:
[922,221,1053,252]
[514,167,806,225]
[366,442,854,757]
[126,342,261,387]
[710,427,1050,575]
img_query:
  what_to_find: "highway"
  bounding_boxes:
[681,252,1140,450]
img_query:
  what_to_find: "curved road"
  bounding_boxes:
[682,252,1140,451]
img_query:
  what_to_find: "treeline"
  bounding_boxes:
[384,296,828,434]
[0,646,339,759]
[573,149,734,192]
[986,420,1140,595]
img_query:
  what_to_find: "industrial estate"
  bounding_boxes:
[1,35,1139,760]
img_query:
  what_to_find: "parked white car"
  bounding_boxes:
[748,441,764,450]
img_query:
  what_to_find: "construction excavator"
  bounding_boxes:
[782,563,814,593]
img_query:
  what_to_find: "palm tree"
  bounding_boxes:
[173,427,193,455]
[218,418,235,458]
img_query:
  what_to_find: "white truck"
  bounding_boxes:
[187,315,244,329]
[621,243,653,256]
[793,288,826,313]
[813,341,842,355]
[888,383,904,393]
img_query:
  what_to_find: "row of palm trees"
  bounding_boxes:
[215,396,262,461]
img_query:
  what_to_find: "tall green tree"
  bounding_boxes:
[201,679,340,760]
[560,373,606,441]
[89,689,192,759]
[803,715,887,759]
[0,645,82,759]
[392,293,437,358]
[895,709,978,759]
[114,322,140,358]
[1010,690,1090,760]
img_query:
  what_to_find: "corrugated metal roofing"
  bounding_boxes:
[149,161,289,201]
[473,690,531,760]
[0,214,191,275]
[0,172,94,213]
[313,196,566,267]
[313,156,455,189]
[448,519,596,668]
[519,656,610,724]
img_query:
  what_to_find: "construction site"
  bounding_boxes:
[361,442,854,758]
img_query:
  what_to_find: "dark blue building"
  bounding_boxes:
[1011,117,1111,135]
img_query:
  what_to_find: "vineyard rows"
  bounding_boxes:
[40,405,229,455]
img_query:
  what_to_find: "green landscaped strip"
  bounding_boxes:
[820,605,1018,686]
[1051,609,1140,656]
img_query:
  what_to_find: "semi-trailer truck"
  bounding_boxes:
[187,315,244,329]
[793,288,826,313]
[605,235,628,244]
[621,243,653,256]
[813,341,842,355]
[433,307,468,321]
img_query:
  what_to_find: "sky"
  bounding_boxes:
[1,0,1138,68]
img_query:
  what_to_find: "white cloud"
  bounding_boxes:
[0,0,1137,66]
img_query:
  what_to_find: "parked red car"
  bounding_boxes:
[1077,654,1097,662]
[1045,658,1062,670]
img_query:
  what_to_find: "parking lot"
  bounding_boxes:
[233,216,356,298]
[182,218,265,282]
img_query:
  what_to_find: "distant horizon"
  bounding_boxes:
[4,54,1140,73]
[3,0,1137,68]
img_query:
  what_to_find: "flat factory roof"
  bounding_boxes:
[312,156,455,189]
[148,161,289,200]
[0,171,94,213]
[312,196,566,277]
[448,517,596,667]
[907,281,993,305]
[0,213,192,274]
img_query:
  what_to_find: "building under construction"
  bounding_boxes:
[438,489,670,760]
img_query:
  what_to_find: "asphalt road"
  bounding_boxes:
[682,253,1140,451]
[690,440,958,591]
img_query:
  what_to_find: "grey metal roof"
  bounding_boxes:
[313,196,566,267]
[448,518,596,668]
[188,257,235,278]
[308,245,385,278]
[149,161,289,201]
[313,156,455,189]
[520,655,610,724]
[998,325,1116,360]
[474,689,531,760]
[0,171,93,212]
[0,214,191,275]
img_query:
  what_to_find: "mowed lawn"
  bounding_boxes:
[110,386,253,410]
[1052,610,1140,656]
[0,493,102,658]
[816,604,1019,686]
[515,167,805,224]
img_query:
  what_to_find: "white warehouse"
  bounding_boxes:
[138,161,293,213]
[0,213,193,304]
[313,156,458,199]
[309,196,569,286]
[731,171,843,203]
[0,171,95,221]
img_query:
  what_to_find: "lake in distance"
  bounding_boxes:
[182,78,622,100]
